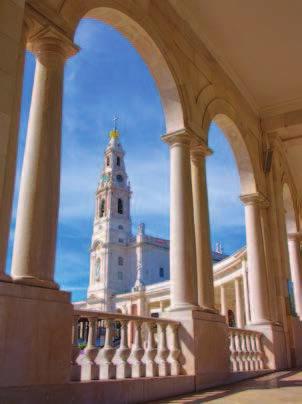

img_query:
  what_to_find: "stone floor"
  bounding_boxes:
[151,370,302,403]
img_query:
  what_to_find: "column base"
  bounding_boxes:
[168,303,200,312]
[12,275,59,290]
[0,281,72,387]
[247,322,289,370]
[163,308,230,390]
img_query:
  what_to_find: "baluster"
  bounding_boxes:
[255,334,264,370]
[250,333,258,370]
[96,319,116,379]
[77,317,98,381]
[131,320,145,377]
[145,322,158,377]
[115,320,131,378]
[234,331,243,371]
[156,322,169,376]
[245,333,253,371]
[229,331,237,371]
[71,315,81,381]
[168,324,181,376]
[242,332,250,371]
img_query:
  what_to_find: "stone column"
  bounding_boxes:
[240,193,271,324]
[160,300,165,313]
[220,284,227,317]
[242,259,251,324]
[288,233,302,318]
[191,143,215,311]
[11,31,78,288]
[235,278,244,329]
[161,130,198,310]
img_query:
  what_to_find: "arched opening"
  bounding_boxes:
[75,6,185,134]
[205,111,258,327]
[8,5,184,304]
[117,198,123,215]
[99,199,105,217]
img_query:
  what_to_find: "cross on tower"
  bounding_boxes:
[113,115,119,131]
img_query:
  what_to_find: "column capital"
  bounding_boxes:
[191,141,213,159]
[288,232,302,242]
[240,192,269,208]
[161,128,196,147]
[28,26,79,62]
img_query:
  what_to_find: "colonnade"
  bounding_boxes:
[219,277,246,329]
[1,24,302,332]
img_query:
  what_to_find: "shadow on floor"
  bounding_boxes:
[151,369,302,403]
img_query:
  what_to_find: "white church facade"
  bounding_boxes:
[74,127,228,315]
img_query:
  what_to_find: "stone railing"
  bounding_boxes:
[229,328,265,372]
[71,310,181,381]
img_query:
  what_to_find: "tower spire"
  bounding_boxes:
[109,115,120,139]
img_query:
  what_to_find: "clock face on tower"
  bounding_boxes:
[102,174,110,183]
[116,174,123,183]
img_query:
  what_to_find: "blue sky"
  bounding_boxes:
[6,19,245,301]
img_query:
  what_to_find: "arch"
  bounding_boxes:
[117,198,123,214]
[202,99,257,195]
[68,4,185,133]
[99,198,105,217]
[283,183,298,234]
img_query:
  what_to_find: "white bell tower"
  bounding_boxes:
[87,123,132,310]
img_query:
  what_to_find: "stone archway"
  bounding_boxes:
[202,99,258,196]
[66,4,186,134]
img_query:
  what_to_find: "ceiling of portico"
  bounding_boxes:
[169,0,302,118]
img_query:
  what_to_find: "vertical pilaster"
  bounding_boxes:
[0,19,27,281]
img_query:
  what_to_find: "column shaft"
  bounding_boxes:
[241,194,271,324]
[191,145,215,310]
[220,285,227,317]
[162,130,198,310]
[235,278,244,328]
[288,234,302,318]
[11,36,77,287]
[242,259,251,324]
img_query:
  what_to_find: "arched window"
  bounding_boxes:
[95,258,101,281]
[118,198,123,214]
[118,257,123,266]
[159,267,164,278]
[106,156,110,166]
[117,156,120,166]
[99,199,105,217]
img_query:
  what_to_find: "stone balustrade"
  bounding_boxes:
[71,310,181,381]
[229,328,265,372]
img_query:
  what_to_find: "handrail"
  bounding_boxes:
[73,309,180,325]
